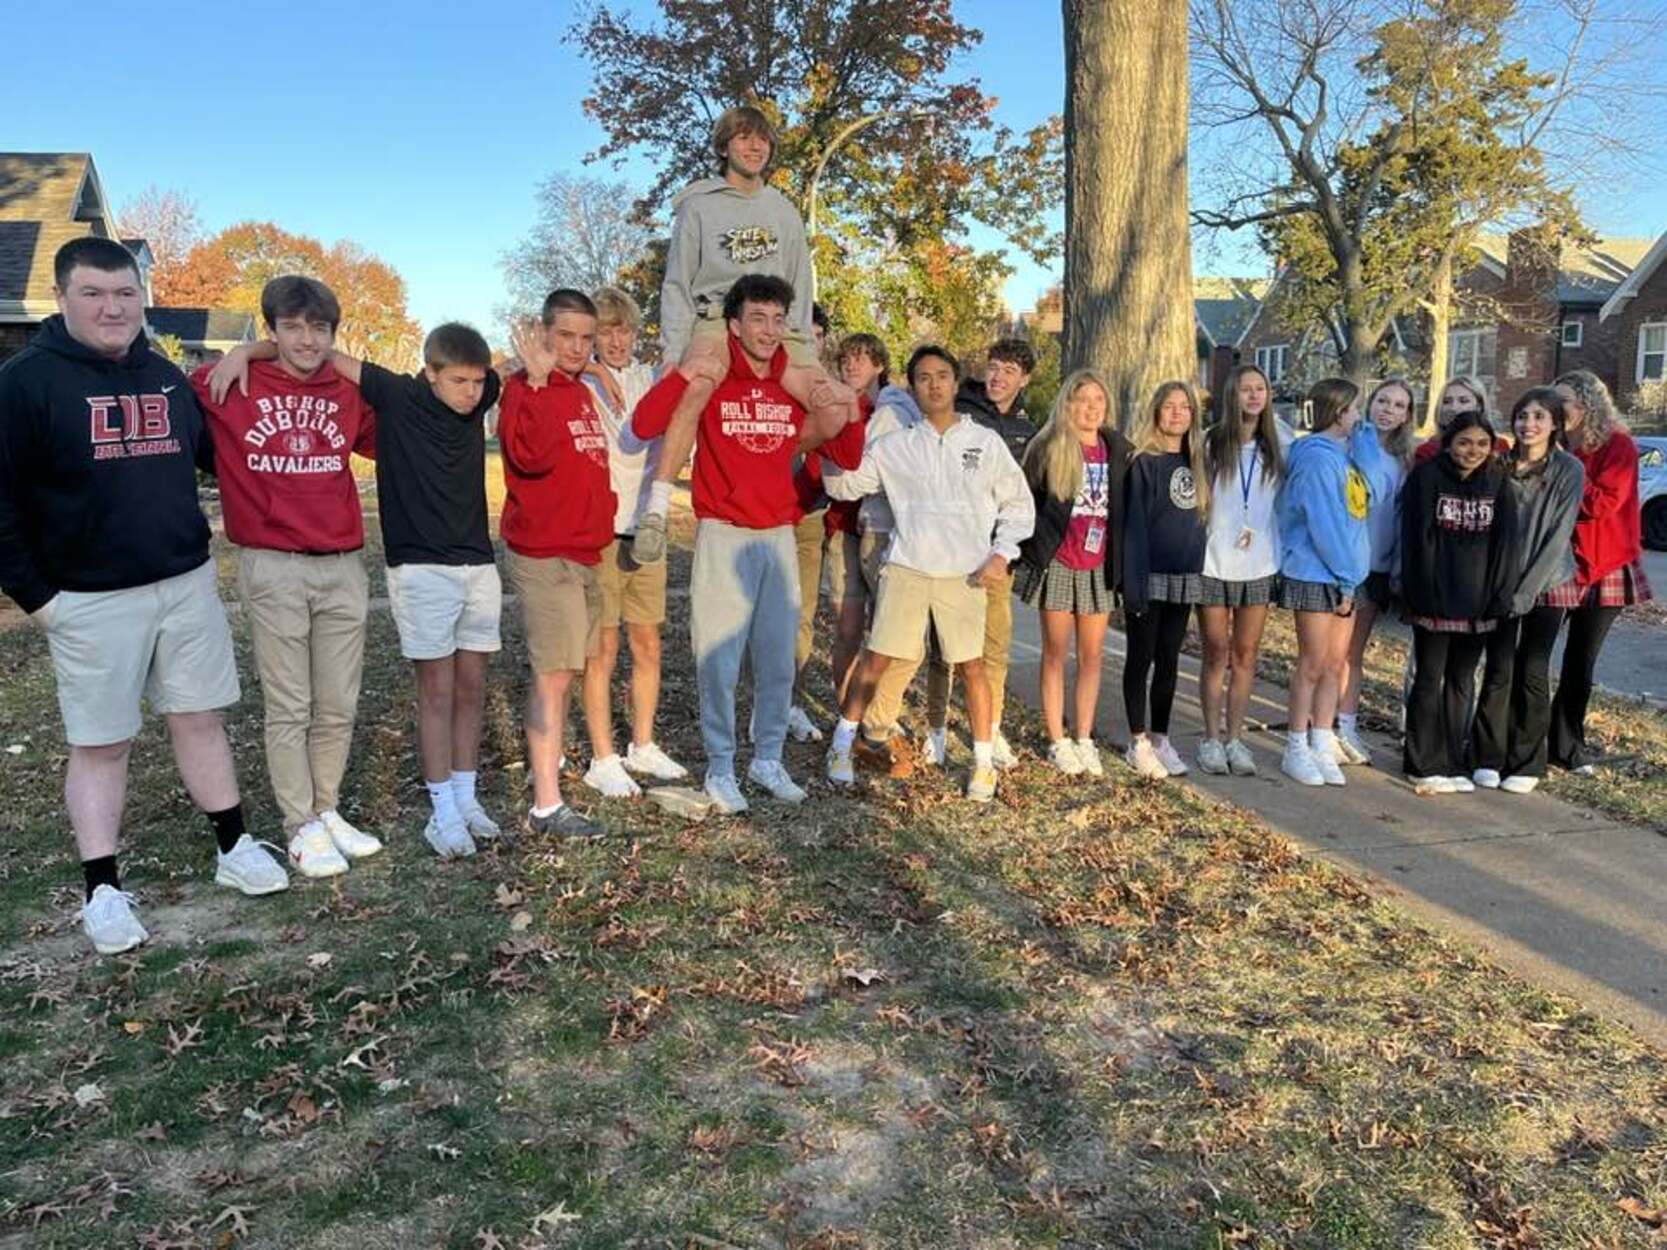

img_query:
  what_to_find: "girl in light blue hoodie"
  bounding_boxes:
[1275,378,1372,788]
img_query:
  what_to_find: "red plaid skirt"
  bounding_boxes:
[1539,560,1655,610]
[1409,615,1498,633]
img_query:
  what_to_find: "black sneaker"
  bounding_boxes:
[525,804,607,840]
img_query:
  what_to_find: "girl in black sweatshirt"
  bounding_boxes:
[1121,380,1210,780]
[1399,410,1520,794]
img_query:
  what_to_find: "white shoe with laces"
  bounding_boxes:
[1150,735,1189,776]
[1309,734,1347,786]
[423,814,477,859]
[786,706,824,742]
[1225,738,1258,776]
[922,729,947,768]
[1500,774,1539,794]
[826,744,855,785]
[215,835,290,895]
[81,885,148,955]
[992,732,1018,770]
[1125,735,1170,780]
[747,758,808,804]
[584,754,642,799]
[1446,775,1477,793]
[1048,739,1084,775]
[1336,725,1371,765]
[1197,738,1229,776]
[966,763,998,803]
[1471,768,1501,789]
[1075,738,1105,777]
[319,810,382,860]
[456,798,503,841]
[288,820,349,879]
[624,741,688,781]
[704,772,750,814]
[1280,741,1326,788]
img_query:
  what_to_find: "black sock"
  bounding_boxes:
[206,804,246,854]
[83,855,120,901]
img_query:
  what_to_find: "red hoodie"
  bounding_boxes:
[190,358,376,553]
[1570,429,1642,586]
[633,335,865,529]
[498,368,615,564]
[819,391,874,534]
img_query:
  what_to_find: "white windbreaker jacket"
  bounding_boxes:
[825,413,1035,577]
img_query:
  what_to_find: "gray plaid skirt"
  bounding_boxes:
[1015,560,1112,615]
[1278,577,1346,613]
[1146,571,1205,605]
[1199,574,1279,608]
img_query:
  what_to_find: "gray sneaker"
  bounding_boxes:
[525,804,606,840]
[214,836,291,896]
[81,885,148,956]
[1224,738,1258,777]
[632,513,668,564]
[1197,737,1230,775]
[423,814,477,860]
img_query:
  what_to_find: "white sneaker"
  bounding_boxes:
[826,744,855,785]
[747,758,808,803]
[584,754,642,799]
[923,729,947,767]
[1309,736,1347,786]
[1336,725,1371,765]
[1447,775,1477,794]
[786,705,824,743]
[1471,768,1501,790]
[1150,735,1189,776]
[456,798,502,841]
[704,772,750,814]
[1075,738,1105,777]
[423,814,477,859]
[81,885,148,955]
[624,741,688,781]
[319,810,382,860]
[966,763,998,803]
[1125,735,1170,780]
[1224,738,1258,777]
[1048,739,1084,775]
[214,836,290,896]
[991,732,1018,770]
[1280,741,1326,787]
[288,820,349,879]
[1411,775,1456,796]
[1500,774,1540,794]
[1197,738,1230,775]
[1571,763,1597,778]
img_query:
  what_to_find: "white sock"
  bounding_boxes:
[973,740,994,767]
[591,753,621,771]
[831,718,859,751]
[449,769,477,809]
[928,727,946,755]
[647,481,672,517]
[530,802,563,819]
[1337,712,1358,733]
[1311,727,1337,751]
[428,780,460,826]
[1075,736,1094,749]
[1288,730,1308,751]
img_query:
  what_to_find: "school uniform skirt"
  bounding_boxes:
[1199,574,1278,608]
[1278,577,1347,613]
[1015,560,1112,616]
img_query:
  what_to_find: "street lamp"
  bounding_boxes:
[806,110,937,236]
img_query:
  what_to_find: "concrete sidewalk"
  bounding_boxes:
[1002,604,1667,1042]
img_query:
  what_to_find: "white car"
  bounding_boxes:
[1640,436,1667,551]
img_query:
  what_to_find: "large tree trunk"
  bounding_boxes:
[1062,0,1193,432]
[1419,252,1455,436]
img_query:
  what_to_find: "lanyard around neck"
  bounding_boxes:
[1238,443,1259,510]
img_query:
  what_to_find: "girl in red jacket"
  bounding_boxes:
[1546,369,1653,774]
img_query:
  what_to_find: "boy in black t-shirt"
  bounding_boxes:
[210,323,505,860]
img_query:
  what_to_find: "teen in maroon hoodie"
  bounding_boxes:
[192,276,384,880]
[498,289,617,840]
[630,274,863,813]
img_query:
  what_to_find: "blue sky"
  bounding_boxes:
[7,1,1663,343]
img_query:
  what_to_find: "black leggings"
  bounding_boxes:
[1470,606,1566,778]
[1549,603,1622,769]
[1404,627,1487,779]
[1123,601,1191,735]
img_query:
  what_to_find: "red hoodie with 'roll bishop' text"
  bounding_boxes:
[497,367,616,564]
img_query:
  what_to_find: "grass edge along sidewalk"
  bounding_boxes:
[1,547,1667,1247]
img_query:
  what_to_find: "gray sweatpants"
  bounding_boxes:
[690,519,801,776]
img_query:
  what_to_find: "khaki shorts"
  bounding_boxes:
[385,561,502,661]
[505,551,602,673]
[690,306,818,368]
[596,537,667,628]
[40,558,240,746]
[867,564,987,665]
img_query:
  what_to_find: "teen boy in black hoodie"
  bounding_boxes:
[0,238,288,957]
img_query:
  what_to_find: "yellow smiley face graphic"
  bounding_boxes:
[1345,466,1370,520]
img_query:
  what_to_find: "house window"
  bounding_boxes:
[1639,323,1667,384]
[1254,344,1289,383]
[1561,320,1583,348]
[1446,327,1495,381]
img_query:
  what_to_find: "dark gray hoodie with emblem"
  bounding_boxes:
[660,177,815,360]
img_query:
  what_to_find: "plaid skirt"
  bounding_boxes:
[1360,570,1395,610]
[1540,560,1655,609]
[1146,571,1205,606]
[1408,614,1498,634]
[1015,560,1112,615]
[1278,577,1345,613]
[1199,574,1279,608]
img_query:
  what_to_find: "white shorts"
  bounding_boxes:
[40,559,240,747]
[385,562,502,660]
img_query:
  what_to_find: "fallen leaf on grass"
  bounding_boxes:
[509,910,533,932]
[136,1121,168,1142]
[72,1082,105,1107]
[840,966,885,987]
[306,952,333,970]
[428,1142,461,1160]
[122,1020,147,1035]
[1618,1197,1665,1226]
[207,1203,256,1238]
[164,1020,204,1056]
[494,883,524,908]
[531,1200,581,1232]
[475,1231,507,1250]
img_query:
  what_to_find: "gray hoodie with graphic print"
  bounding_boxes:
[660,177,815,360]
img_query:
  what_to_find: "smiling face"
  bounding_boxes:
[595,319,636,370]
[730,299,787,367]
[1514,400,1556,458]
[271,314,334,378]
[725,129,773,182]
[1369,383,1412,435]
[984,358,1029,412]
[1448,424,1494,474]
[839,349,883,396]
[546,309,597,378]
[56,263,144,360]
[1068,380,1108,442]
[1440,380,1482,426]
[1156,388,1194,441]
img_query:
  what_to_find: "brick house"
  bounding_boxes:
[1597,230,1667,412]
